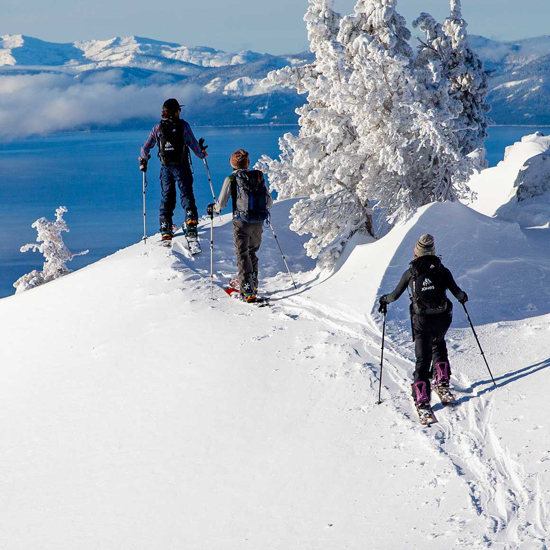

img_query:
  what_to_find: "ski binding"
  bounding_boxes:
[416,406,438,426]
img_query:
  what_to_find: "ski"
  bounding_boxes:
[433,385,457,406]
[159,237,173,248]
[223,287,270,307]
[185,235,201,255]
[158,224,180,248]
[416,406,438,426]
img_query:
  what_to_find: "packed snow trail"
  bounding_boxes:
[1,200,550,549]
[165,201,550,548]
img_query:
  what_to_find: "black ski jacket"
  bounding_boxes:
[384,257,466,305]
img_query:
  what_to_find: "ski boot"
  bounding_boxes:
[160,221,173,246]
[432,362,456,405]
[184,219,201,254]
[241,282,256,303]
[412,381,437,426]
[185,219,198,239]
[242,293,258,303]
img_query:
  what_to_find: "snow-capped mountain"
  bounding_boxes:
[0,35,311,127]
[469,35,550,125]
[1,34,550,128]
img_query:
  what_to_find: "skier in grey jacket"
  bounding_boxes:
[207,149,273,303]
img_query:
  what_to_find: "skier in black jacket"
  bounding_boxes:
[378,234,468,411]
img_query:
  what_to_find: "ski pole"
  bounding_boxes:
[203,158,216,202]
[377,306,387,405]
[268,219,297,290]
[210,210,214,299]
[142,172,148,244]
[462,303,498,389]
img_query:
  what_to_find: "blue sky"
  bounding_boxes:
[2,0,549,54]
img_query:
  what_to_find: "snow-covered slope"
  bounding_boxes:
[467,132,550,218]
[1,195,549,548]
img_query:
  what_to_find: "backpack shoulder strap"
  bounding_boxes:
[229,174,238,215]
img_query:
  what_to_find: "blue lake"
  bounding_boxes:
[0,124,547,299]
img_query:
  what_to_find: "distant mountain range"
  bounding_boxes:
[1,34,549,127]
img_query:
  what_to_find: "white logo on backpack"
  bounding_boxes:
[422,277,435,292]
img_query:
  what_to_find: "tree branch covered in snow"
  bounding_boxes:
[13,207,88,294]
[259,0,479,266]
[414,0,491,161]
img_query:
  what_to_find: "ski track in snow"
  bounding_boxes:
[142,216,549,549]
[297,297,550,548]
[281,291,550,549]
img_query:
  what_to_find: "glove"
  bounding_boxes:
[378,295,388,314]
[139,158,148,173]
[206,203,215,216]
[459,292,468,304]
[199,138,209,152]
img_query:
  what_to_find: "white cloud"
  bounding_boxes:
[0,72,202,138]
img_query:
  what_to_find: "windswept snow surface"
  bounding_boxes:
[467,132,550,217]
[1,199,550,549]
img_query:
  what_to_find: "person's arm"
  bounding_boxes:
[383,270,412,304]
[183,121,206,159]
[214,176,234,213]
[444,268,468,303]
[139,124,159,162]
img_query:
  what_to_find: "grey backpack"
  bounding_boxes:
[231,169,270,223]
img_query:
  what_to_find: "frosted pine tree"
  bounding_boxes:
[338,0,472,225]
[13,206,88,293]
[414,0,490,160]
[258,0,375,265]
[260,0,473,265]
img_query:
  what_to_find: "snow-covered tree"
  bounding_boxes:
[13,206,88,293]
[338,0,472,222]
[414,0,490,159]
[258,0,374,264]
[260,0,474,266]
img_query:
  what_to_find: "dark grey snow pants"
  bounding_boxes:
[233,220,263,295]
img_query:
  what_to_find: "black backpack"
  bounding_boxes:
[230,169,270,223]
[158,119,189,166]
[409,256,448,315]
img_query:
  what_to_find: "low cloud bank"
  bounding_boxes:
[0,72,203,139]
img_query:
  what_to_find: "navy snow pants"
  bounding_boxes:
[159,163,198,229]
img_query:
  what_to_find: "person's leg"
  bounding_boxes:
[432,313,453,387]
[412,315,433,406]
[248,223,263,290]
[159,166,176,233]
[175,163,198,226]
[233,221,254,296]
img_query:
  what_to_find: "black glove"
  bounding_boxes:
[459,292,468,304]
[378,295,388,314]
[199,138,209,152]
[206,203,215,217]
[139,158,148,173]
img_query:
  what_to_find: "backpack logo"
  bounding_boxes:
[422,277,435,292]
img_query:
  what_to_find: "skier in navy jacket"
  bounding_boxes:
[139,98,207,242]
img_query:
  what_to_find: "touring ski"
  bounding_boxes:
[185,235,202,255]
[433,385,457,406]
[416,406,438,426]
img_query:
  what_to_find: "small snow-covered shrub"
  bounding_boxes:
[14,206,88,294]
